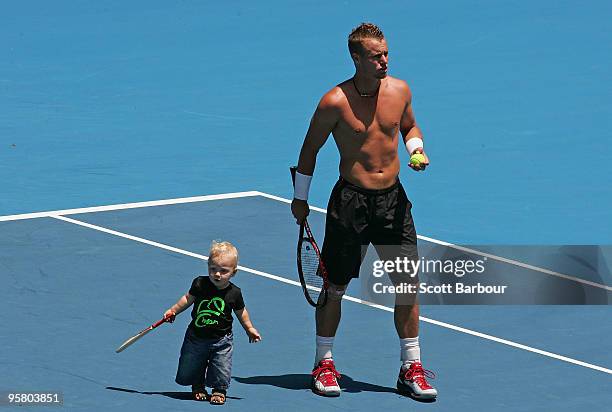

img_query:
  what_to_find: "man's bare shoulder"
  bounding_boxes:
[318,83,348,110]
[386,76,412,97]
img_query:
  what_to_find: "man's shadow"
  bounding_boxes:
[105,386,242,401]
[233,373,435,403]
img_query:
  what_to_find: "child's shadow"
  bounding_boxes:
[105,386,242,401]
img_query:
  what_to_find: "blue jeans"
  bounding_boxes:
[175,328,233,390]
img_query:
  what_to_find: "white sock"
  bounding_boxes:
[315,335,334,365]
[400,336,420,368]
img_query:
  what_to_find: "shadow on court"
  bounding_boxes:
[233,374,436,403]
[233,374,396,394]
[105,386,243,401]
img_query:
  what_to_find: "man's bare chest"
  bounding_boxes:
[335,101,403,138]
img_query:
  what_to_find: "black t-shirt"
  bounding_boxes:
[188,276,245,339]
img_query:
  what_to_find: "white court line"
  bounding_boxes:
[416,235,612,291]
[255,191,327,214]
[50,214,612,375]
[3,190,611,291]
[0,191,260,222]
[254,191,612,292]
[4,190,610,291]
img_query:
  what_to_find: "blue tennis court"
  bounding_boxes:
[1,194,611,410]
[2,1,611,411]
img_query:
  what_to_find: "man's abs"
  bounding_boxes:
[336,138,401,189]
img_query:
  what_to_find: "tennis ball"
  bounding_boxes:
[410,153,426,167]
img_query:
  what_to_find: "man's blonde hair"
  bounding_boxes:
[348,22,385,56]
[209,240,238,266]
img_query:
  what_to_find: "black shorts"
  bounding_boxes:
[320,177,419,286]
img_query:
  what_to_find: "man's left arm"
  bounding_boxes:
[400,83,429,171]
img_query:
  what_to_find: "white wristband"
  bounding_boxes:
[406,137,424,154]
[294,171,312,201]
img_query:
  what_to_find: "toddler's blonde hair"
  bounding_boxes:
[209,240,238,267]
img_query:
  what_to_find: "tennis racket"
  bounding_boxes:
[290,166,329,307]
[115,316,173,353]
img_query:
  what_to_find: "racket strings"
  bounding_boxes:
[300,239,325,290]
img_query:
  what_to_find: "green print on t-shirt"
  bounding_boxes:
[195,297,226,328]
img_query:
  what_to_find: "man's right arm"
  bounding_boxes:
[297,91,340,175]
[292,91,340,224]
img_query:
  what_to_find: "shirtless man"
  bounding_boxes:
[291,23,437,400]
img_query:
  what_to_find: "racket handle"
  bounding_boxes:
[290,166,297,187]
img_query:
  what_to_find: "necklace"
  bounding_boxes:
[352,77,380,98]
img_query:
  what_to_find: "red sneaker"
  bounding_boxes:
[311,359,341,397]
[397,362,437,399]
